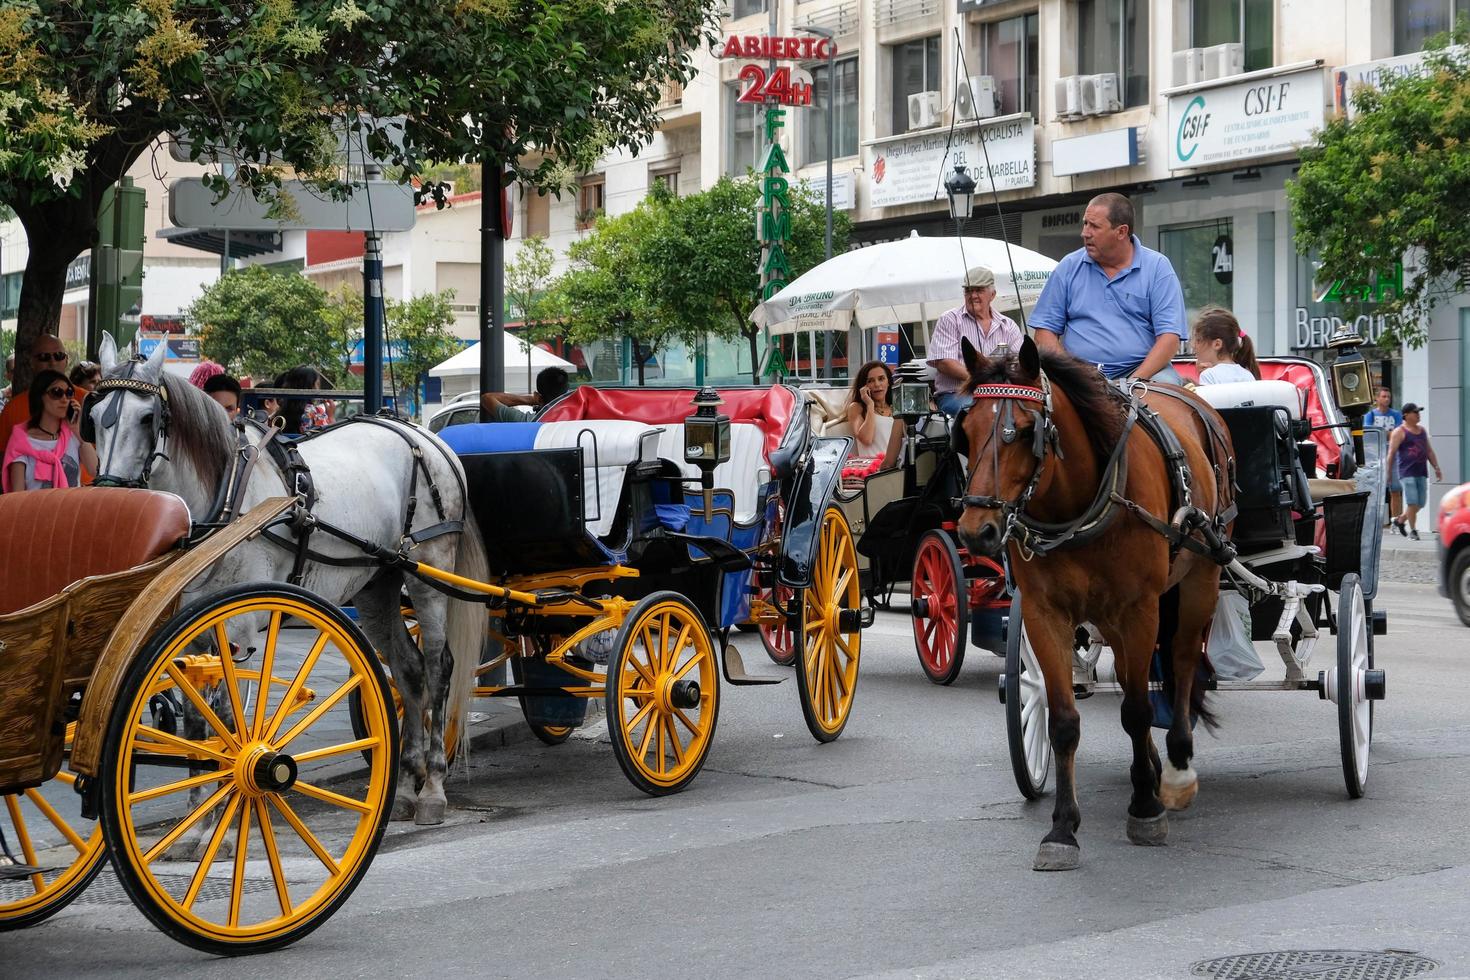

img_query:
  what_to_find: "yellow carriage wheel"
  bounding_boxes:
[99,584,397,956]
[605,593,720,796]
[0,724,108,931]
[796,508,862,742]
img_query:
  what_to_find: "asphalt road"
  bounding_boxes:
[7,577,1469,980]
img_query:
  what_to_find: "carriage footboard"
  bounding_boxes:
[1225,557,1324,683]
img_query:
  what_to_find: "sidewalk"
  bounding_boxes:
[1378,525,1439,564]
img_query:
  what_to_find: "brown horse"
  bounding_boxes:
[954,335,1235,871]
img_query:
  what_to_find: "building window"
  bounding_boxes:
[651,165,681,197]
[725,83,762,176]
[524,185,550,238]
[1158,221,1233,328]
[1192,0,1274,72]
[1395,0,1470,54]
[1077,0,1148,108]
[731,0,767,19]
[576,175,604,230]
[803,56,860,164]
[981,13,1039,118]
[890,35,941,135]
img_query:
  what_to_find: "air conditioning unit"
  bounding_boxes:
[1202,42,1245,81]
[1172,47,1203,87]
[1080,73,1121,115]
[954,75,998,122]
[1054,75,1083,119]
[908,90,942,130]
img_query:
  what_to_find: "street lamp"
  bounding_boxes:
[798,23,837,380]
[945,164,976,226]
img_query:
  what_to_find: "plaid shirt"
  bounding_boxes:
[928,306,1024,394]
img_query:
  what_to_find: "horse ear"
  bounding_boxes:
[1017,335,1041,381]
[143,338,167,379]
[960,336,988,381]
[98,333,118,371]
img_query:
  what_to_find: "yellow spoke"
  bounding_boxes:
[636,710,658,760]
[669,620,693,665]
[254,799,292,919]
[625,654,655,688]
[292,737,382,765]
[803,619,823,635]
[229,799,251,928]
[131,725,234,766]
[832,649,852,699]
[262,632,331,743]
[273,674,364,752]
[142,783,233,865]
[663,715,685,767]
[128,767,232,805]
[164,664,241,752]
[833,567,853,600]
[621,684,654,700]
[625,699,656,734]
[215,623,249,739]
[24,788,89,853]
[673,706,701,737]
[183,794,242,912]
[269,794,340,876]
[639,625,658,674]
[251,611,283,737]
[655,713,666,775]
[3,795,43,893]
[671,653,703,682]
[657,612,673,671]
[291,780,373,814]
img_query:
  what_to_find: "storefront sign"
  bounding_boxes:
[1212,235,1234,285]
[876,329,900,367]
[758,108,793,301]
[1316,263,1403,305]
[865,113,1035,208]
[64,255,90,291]
[717,35,836,61]
[1334,47,1465,117]
[1051,127,1141,177]
[1167,67,1326,170]
[797,172,855,211]
[1292,310,1391,350]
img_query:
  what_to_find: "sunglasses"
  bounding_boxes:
[46,386,75,400]
[33,351,68,363]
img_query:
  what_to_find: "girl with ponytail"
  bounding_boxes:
[1191,306,1261,383]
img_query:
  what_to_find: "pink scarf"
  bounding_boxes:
[2,422,73,493]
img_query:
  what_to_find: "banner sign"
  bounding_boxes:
[865,113,1035,208]
[1167,67,1326,170]
[876,329,900,367]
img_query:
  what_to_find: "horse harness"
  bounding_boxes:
[87,369,172,489]
[959,375,1237,565]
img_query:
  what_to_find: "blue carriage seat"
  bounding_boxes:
[441,420,663,574]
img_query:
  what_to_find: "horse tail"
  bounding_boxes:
[445,507,489,764]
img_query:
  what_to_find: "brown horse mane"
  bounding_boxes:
[968,346,1127,464]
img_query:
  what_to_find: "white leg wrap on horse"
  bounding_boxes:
[1160,760,1199,810]
[1162,762,1196,790]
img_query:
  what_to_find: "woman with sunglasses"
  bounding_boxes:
[2,370,97,492]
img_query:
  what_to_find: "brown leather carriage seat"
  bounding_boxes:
[0,487,191,616]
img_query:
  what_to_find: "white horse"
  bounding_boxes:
[92,337,487,828]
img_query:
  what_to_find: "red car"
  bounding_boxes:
[1440,481,1470,626]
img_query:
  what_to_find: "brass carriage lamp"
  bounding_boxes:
[944,164,976,224]
[1328,322,1373,466]
[684,387,731,520]
[893,382,930,419]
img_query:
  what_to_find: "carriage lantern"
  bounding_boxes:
[893,382,931,418]
[685,387,731,520]
[1328,323,1373,466]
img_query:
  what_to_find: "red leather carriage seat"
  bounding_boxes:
[540,386,797,461]
[0,487,191,616]
[1174,359,1341,473]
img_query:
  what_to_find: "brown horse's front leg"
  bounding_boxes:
[1027,610,1084,871]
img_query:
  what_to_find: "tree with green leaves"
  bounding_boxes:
[319,284,366,388]
[385,290,461,417]
[0,0,714,388]
[505,235,561,391]
[1288,27,1470,349]
[653,176,847,381]
[188,266,336,380]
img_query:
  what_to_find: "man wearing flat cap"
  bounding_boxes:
[927,264,1024,415]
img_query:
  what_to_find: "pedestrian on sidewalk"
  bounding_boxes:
[1364,387,1403,526]
[1385,403,1443,540]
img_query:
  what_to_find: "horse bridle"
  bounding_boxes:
[86,371,171,489]
[959,378,1061,550]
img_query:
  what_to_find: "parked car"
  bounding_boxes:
[425,393,532,432]
[1439,481,1470,626]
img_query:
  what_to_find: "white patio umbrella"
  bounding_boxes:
[750,231,1059,335]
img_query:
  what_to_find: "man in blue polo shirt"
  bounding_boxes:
[1030,193,1187,383]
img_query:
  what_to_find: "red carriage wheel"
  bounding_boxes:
[910,530,967,685]
[759,581,798,667]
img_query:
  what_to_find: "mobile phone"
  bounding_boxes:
[66,402,78,423]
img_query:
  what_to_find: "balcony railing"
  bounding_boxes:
[873,0,940,29]
[800,0,860,40]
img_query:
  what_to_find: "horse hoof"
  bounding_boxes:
[1159,779,1198,812]
[1032,842,1081,872]
[390,796,417,822]
[414,798,447,826]
[1127,811,1169,846]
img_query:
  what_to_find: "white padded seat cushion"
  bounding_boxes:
[1194,379,1303,420]
[655,422,769,524]
[534,420,663,537]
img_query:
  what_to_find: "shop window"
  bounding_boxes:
[803,56,860,165]
[725,83,762,176]
[981,12,1039,118]
[1395,0,1470,55]
[890,35,941,135]
[524,185,550,239]
[1076,0,1149,108]
[576,175,604,230]
[1158,221,1233,331]
[1289,247,1399,354]
[1192,0,1274,73]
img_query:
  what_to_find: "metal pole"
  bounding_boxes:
[480,156,506,415]
[822,37,835,380]
[363,160,384,413]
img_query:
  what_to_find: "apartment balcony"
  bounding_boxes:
[799,0,861,44]
[873,0,941,40]
[657,76,700,130]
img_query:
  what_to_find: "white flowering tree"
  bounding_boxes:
[0,0,713,386]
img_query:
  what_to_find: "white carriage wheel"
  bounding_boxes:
[1004,594,1051,800]
[1336,573,1372,798]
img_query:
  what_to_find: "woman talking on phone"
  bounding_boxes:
[2,370,97,492]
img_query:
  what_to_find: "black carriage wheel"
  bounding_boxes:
[1004,594,1052,800]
